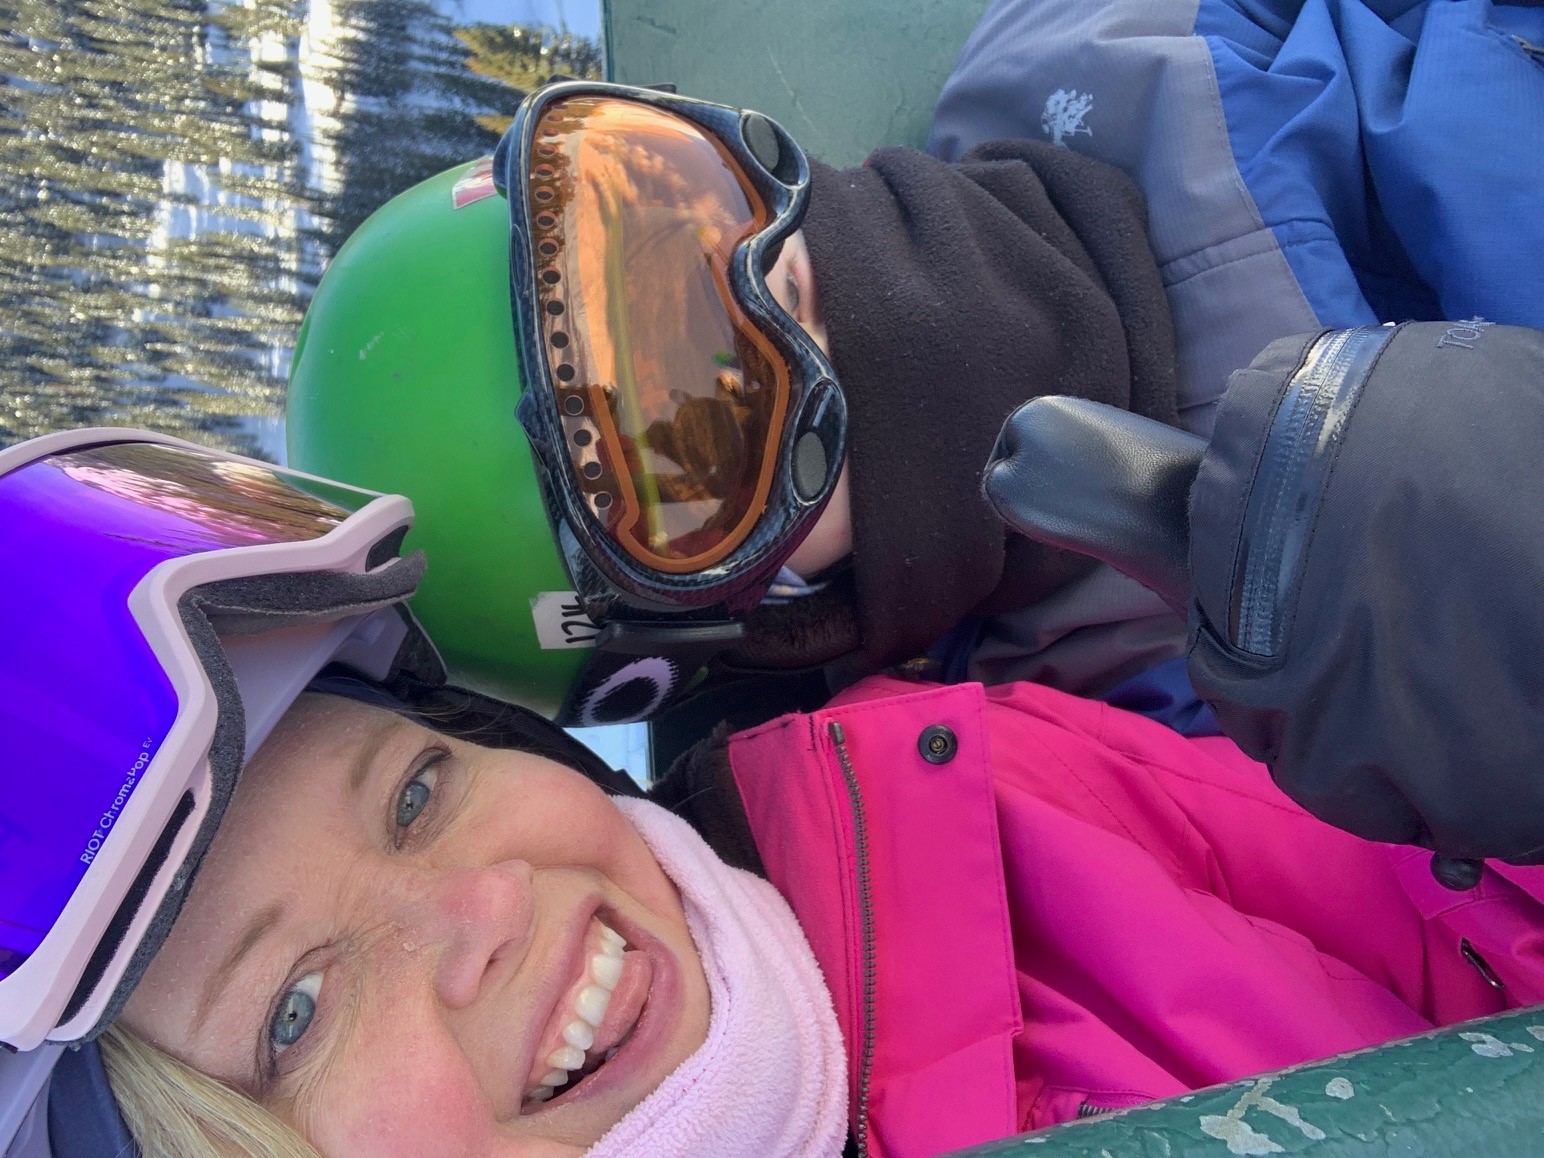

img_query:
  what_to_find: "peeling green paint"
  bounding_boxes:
[949,1007,1544,1155]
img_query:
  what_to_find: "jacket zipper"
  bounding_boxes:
[829,720,876,1158]
[1460,938,1507,990]
[1231,326,1392,655]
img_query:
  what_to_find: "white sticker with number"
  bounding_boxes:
[530,591,601,649]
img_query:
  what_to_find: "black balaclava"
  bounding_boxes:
[733,138,1180,674]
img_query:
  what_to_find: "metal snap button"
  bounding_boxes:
[1430,854,1484,892]
[918,725,957,764]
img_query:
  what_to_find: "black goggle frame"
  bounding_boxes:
[493,81,847,639]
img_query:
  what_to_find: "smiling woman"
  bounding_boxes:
[115,695,712,1156]
[0,428,847,1158]
[12,425,1544,1158]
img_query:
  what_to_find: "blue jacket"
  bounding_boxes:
[931,0,1544,435]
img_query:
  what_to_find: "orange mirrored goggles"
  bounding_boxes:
[495,83,845,617]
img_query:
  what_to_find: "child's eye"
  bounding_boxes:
[396,762,441,830]
[270,971,323,1055]
[784,271,801,316]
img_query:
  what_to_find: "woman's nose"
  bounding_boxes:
[394,861,536,1010]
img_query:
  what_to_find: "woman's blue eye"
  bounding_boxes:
[396,763,439,829]
[270,971,322,1054]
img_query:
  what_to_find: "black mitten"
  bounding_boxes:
[986,322,1544,872]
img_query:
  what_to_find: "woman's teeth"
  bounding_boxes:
[526,921,629,1104]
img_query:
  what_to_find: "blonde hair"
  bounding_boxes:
[99,1025,322,1158]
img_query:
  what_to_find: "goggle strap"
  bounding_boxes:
[70,555,433,1043]
[377,605,451,689]
[45,1039,137,1157]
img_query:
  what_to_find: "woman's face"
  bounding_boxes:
[123,695,711,1156]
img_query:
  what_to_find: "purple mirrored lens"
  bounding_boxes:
[0,442,375,980]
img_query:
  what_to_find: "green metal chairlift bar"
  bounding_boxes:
[956,1008,1544,1156]
[601,0,1544,1148]
[605,0,992,165]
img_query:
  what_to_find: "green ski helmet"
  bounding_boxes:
[290,85,847,725]
[288,160,586,718]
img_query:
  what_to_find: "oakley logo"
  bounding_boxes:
[531,591,601,650]
[1042,89,1094,146]
[80,738,156,865]
[576,657,677,727]
[1437,317,1495,350]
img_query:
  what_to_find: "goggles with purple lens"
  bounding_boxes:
[0,429,432,1052]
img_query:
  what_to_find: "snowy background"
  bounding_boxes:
[5,0,652,781]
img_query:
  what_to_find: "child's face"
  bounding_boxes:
[769,228,852,575]
[123,695,711,1156]
[767,229,828,356]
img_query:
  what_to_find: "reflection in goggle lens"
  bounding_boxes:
[526,97,793,573]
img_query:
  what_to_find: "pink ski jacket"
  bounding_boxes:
[728,676,1544,1157]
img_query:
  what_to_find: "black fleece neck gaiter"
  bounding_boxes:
[762,139,1180,670]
